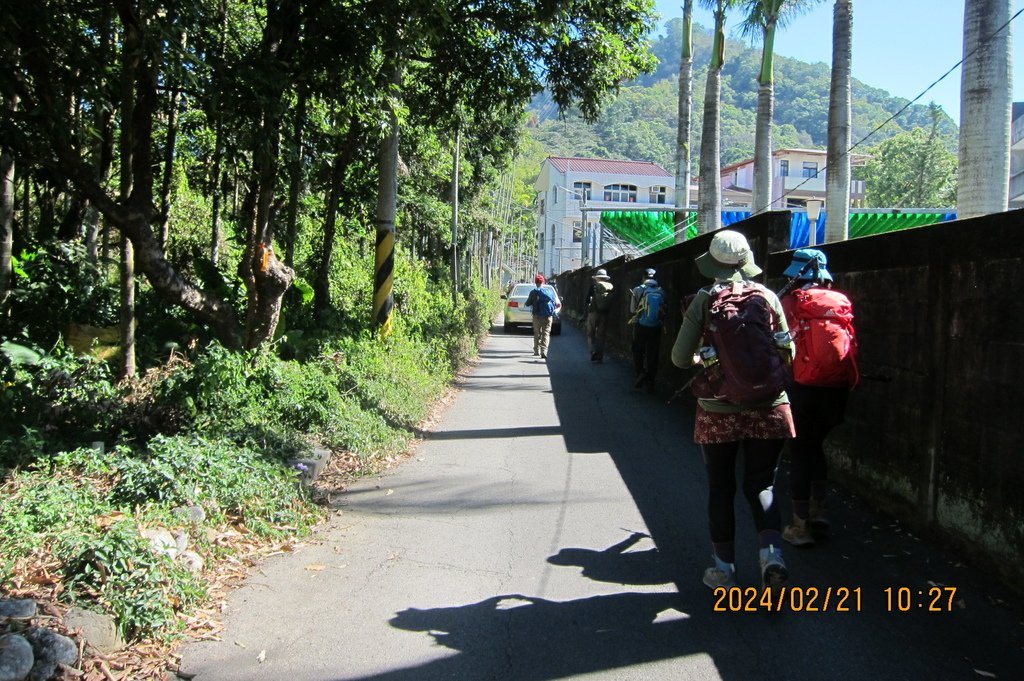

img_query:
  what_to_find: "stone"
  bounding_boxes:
[172,505,206,523]
[0,634,34,681]
[22,628,76,681]
[288,448,331,486]
[62,607,124,656]
[140,527,179,559]
[0,600,36,620]
[173,530,189,555]
[177,551,205,575]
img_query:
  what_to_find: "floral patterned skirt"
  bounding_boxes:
[694,404,796,444]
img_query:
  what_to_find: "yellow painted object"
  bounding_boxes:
[66,323,121,361]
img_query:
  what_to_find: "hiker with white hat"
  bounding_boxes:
[670,230,795,591]
[584,268,614,363]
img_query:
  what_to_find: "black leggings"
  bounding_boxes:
[788,384,848,502]
[702,439,785,544]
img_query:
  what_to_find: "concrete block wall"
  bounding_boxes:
[555,208,1024,586]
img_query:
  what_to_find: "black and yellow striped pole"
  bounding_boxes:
[373,64,401,336]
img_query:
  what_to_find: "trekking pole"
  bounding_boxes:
[667,368,702,405]
[775,258,820,298]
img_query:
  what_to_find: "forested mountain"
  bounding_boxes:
[527,19,959,173]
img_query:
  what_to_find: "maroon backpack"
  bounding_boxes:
[691,282,791,405]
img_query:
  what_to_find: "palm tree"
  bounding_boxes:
[697,0,738,235]
[740,0,821,216]
[824,0,852,243]
[957,0,1012,219]
[674,0,695,242]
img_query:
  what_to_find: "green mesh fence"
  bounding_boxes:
[600,210,956,252]
[848,212,956,239]
[599,211,698,251]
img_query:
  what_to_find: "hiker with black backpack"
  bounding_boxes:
[778,249,859,548]
[584,269,614,363]
[525,274,559,359]
[670,230,795,591]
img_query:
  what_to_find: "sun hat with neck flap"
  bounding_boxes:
[695,230,762,282]
[783,248,833,282]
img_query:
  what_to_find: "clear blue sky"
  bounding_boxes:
[652,0,1024,122]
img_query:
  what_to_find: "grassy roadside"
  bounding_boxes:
[0,285,500,680]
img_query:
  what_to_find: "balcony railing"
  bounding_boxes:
[1011,170,1024,201]
[1013,115,1024,149]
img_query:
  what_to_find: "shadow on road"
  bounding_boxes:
[344,323,1024,681]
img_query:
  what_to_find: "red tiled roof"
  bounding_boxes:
[546,156,672,177]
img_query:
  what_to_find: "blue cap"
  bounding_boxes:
[783,249,833,282]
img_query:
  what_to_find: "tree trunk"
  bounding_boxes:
[825,0,852,243]
[752,18,777,215]
[119,10,139,379]
[674,0,694,242]
[284,89,307,267]
[957,0,1012,219]
[208,0,228,264]
[0,91,16,309]
[451,127,460,301]
[239,0,301,348]
[158,31,185,250]
[314,117,361,323]
[698,1,727,235]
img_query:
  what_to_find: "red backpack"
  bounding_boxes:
[691,282,791,405]
[786,287,859,388]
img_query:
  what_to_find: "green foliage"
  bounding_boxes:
[2,241,119,347]
[861,127,958,208]
[0,438,319,640]
[0,348,123,462]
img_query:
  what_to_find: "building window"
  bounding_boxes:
[573,181,592,201]
[779,160,789,177]
[550,226,556,246]
[551,187,558,205]
[572,221,583,242]
[802,161,818,178]
[649,186,667,204]
[539,198,545,216]
[603,183,638,202]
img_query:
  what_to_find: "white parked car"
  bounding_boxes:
[502,283,562,335]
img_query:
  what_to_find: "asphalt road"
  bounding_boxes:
[180,321,1024,681]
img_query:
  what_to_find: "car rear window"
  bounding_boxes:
[512,284,533,296]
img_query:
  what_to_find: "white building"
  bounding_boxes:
[1010,102,1024,209]
[716,148,868,211]
[534,156,675,276]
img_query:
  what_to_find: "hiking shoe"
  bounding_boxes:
[809,499,831,533]
[541,352,547,359]
[783,516,815,547]
[590,352,599,362]
[702,556,737,590]
[759,545,789,588]
[533,350,539,356]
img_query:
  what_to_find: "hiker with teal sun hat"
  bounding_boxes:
[671,230,795,591]
[779,248,859,548]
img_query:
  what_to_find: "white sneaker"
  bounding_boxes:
[759,545,789,588]
[702,555,737,589]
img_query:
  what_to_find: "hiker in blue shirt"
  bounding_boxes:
[631,277,665,392]
[525,274,559,359]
